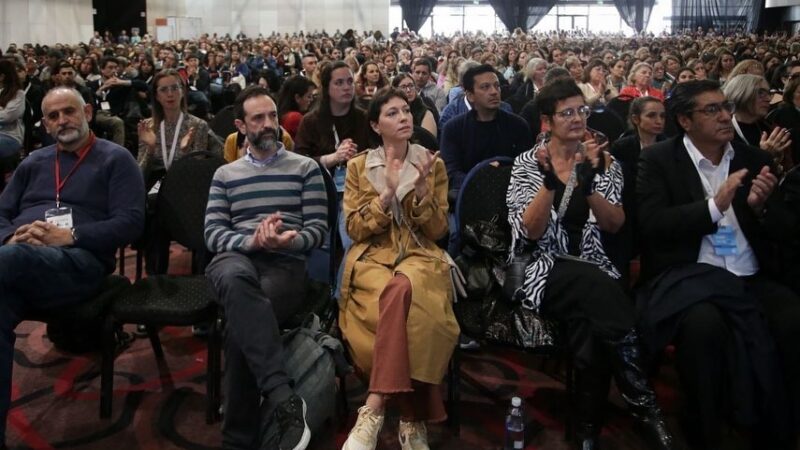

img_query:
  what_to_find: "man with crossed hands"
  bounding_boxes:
[636,80,800,450]
[204,86,327,450]
[0,87,144,449]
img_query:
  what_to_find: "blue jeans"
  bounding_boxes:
[0,244,106,444]
[0,134,21,159]
[335,197,353,299]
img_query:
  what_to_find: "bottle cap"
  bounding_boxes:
[511,396,522,407]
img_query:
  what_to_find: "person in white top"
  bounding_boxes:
[636,80,800,450]
[0,61,26,159]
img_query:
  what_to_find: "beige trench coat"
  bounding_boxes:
[338,144,460,385]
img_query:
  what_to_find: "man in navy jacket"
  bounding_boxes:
[440,64,532,198]
[0,87,144,449]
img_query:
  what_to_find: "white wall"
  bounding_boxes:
[1,0,94,49]
[146,0,389,40]
[0,0,389,49]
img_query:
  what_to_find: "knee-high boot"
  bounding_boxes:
[605,329,674,450]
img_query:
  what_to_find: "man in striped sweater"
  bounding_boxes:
[204,86,327,450]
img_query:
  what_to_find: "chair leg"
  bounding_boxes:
[564,353,575,442]
[147,327,164,359]
[118,247,126,276]
[447,347,461,436]
[207,315,222,424]
[100,315,117,419]
[135,248,144,281]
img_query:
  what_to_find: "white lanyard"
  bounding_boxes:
[731,116,750,146]
[160,112,185,170]
[331,124,340,149]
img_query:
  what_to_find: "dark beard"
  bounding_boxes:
[247,128,278,153]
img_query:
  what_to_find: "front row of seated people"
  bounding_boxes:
[0,72,798,450]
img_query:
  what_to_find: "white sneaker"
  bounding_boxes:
[398,420,429,450]
[341,405,385,450]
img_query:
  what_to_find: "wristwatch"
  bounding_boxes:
[70,227,79,244]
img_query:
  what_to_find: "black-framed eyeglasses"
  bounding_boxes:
[689,101,735,117]
[553,105,591,120]
[397,83,415,92]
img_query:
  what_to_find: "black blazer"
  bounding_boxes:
[636,136,790,281]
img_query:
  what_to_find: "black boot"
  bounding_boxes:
[574,365,612,450]
[606,330,674,450]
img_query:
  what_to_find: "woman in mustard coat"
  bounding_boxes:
[340,88,459,450]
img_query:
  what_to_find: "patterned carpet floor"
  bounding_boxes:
[5,246,752,449]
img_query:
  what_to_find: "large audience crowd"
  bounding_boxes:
[1,25,800,450]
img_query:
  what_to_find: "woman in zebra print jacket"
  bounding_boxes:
[506,79,674,450]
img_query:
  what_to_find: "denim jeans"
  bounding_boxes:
[335,197,353,299]
[0,244,106,444]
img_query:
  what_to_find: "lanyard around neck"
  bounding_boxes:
[161,112,185,170]
[55,133,96,207]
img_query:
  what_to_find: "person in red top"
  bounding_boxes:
[619,62,665,101]
[277,75,317,139]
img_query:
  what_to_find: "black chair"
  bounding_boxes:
[316,161,340,332]
[607,96,633,125]
[412,125,439,151]
[24,274,131,355]
[0,152,21,193]
[452,157,575,439]
[100,150,227,423]
[587,108,627,144]
[208,105,237,140]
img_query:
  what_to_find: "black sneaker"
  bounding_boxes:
[274,394,310,450]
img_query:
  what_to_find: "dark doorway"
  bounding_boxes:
[92,0,147,41]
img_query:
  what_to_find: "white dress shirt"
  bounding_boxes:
[683,135,759,276]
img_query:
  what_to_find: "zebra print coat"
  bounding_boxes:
[506,143,624,345]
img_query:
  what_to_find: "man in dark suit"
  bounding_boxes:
[636,80,800,450]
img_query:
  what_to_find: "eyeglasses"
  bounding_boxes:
[157,84,182,94]
[397,83,415,92]
[553,105,591,120]
[689,101,736,117]
[757,88,771,99]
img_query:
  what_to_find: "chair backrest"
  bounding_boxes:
[411,125,439,151]
[209,105,237,139]
[317,160,339,274]
[316,161,340,331]
[587,108,626,144]
[455,157,515,240]
[607,96,632,125]
[157,150,227,252]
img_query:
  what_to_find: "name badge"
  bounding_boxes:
[45,207,74,229]
[149,179,162,196]
[100,101,111,111]
[333,166,346,193]
[710,225,738,256]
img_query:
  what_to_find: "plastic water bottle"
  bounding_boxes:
[504,396,525,450]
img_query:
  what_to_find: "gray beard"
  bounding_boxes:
[248,129,278,153]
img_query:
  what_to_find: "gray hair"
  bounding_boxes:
[524,57,547,82]
[722,74,768,116]
[42,87,87,112]
[544,67,571,85]
[458,60,480,85]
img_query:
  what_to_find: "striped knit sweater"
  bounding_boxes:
[204,150,328,259]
